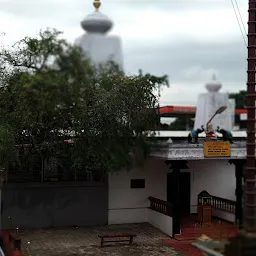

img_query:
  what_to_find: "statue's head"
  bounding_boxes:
[208,122,213,130]
[201,125,204,130]
[216,126,220,130]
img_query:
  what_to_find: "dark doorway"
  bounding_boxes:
[167,172,191,215]
[167,172,176,206]
[167,171,191,234]
[179,172,191,216]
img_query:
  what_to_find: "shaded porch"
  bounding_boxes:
[163,158,244,235]
[148,190,237,238]
[148,195,239,256]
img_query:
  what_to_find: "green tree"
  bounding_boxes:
[0,29,168,175]
[229,90,246,109]
[0,125,16,183]
[169,116,194,131]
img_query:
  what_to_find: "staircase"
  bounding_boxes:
[163,217,238,256]
[175,221,238,241]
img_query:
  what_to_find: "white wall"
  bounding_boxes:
[147,209,173,237]
[108,158,236,225]
[189,159,236,214]
[75,34,124,70]
[108,157,168,224]
[212,209,235,223]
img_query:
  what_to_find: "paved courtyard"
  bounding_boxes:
[20,223,183,256]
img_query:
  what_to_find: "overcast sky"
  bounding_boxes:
[0,0,248,106]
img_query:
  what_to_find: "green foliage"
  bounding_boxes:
[169,116,194,131]
[0,29,168,174]
[229,90,246,109]
[0,125,16,165]
[0,125,16,181]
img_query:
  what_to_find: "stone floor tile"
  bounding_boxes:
[20,223,183,256]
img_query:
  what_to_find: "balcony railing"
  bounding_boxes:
[148,196,172,216]
[198,190,236,214]
[211,196,236,214]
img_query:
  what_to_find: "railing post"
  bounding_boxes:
[197,191,236,215]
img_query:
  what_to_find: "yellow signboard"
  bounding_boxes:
[204,141,231,157]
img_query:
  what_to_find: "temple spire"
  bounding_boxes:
[205,74,222,93]
[80,0,113,34]
[93,0,101,11]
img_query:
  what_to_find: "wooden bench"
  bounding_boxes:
[98,234,137,247]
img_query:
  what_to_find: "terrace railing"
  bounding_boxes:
[148,196,172,216]
[198,190,236,214]
[211,195,236,214]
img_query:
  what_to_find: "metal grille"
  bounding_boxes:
[246,0,256,232]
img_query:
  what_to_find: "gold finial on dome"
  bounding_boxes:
[93,0,101,11]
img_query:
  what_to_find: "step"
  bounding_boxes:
[181,227,237,233]
[162,239,205,256]
[175,232,237,241]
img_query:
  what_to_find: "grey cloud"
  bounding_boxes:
[0,0,246,22]
[124,38,247,91]
[0,0,65,17]
[0,0,247,101]
[0,0,89,23]
[118,0,244,11]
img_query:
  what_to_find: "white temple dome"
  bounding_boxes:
[75,0,124,70]
[81,0,113,34]
[81,12,113,34]
[205,73,222,93]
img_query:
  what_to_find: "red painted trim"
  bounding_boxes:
[159,106,247,115]
[235,109,247,114]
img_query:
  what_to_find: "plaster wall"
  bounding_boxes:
[108,157,168,224]
[1,182,108,229]
[212,209,235,223]
[189,159,236,221]
[74,34,123,70]
[147,209,173,237]
[108,158,236,225]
